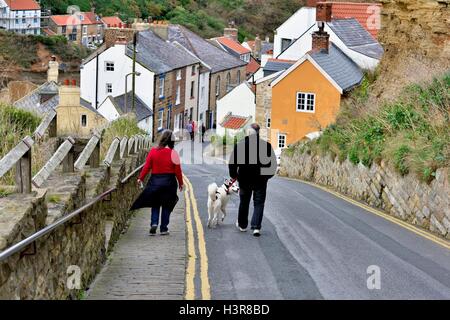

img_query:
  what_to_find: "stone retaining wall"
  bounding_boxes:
[0,150,147,299]
[280,150,450,239]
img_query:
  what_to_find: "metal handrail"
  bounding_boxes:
[0,163,145,263]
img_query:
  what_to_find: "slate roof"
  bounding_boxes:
[13,81,59,115]
[309,42,363,91]
[167,25,247,73]
[126,30,199,75]
[113,92,153,122]
[263,59,296,74]
[14,81,103,116]
[327,18,383,60]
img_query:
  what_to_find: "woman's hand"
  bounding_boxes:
[137,179,144,189]
[179,185,184,192]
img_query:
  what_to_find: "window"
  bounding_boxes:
[62,26,66,33]
[157,109,164,130]
[237,70,241,84]
[226,73,231,92]
[72,26,77,33]
[266,117,271,128]
[105,62,114,71]
[33,18,38,23]
[176,70,181,80]
[190,81,195,99]
[191,65,196,76]
[15,19,19,24]
[82,26,87,34]
[159,76,165,98]
[201,86,205,100]
[175,84,180,105]
[215,76,220,96]
[281,38,292,51]
[69,33,77,41]
[296,92,315,112]
[278,134,286,149]
[22,18,25,23]
[106,83,112,94]
[81,114,87,127]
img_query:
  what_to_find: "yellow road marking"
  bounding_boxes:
[184,178,196,300]
[281,176,450,250]
[184,175,211,300]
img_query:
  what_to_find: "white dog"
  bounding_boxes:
[207,179,239,228]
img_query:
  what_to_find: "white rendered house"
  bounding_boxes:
[0,0,41,35]
[216,82,255,136]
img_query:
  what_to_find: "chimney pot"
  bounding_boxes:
[71,79,77,86]
[64,79,70,86]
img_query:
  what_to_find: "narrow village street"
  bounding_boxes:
[178,141,450,299]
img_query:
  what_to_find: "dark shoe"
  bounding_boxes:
[253,229,261,237]
[149,225,157,236]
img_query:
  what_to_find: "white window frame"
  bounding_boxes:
[278,133,286,149]
[215,77,220,96]
[157,109,164,130]
[190,80,195,99]
[81,114,88,127]
[159,77,165,98]
[106,83,112,94]
[266,116,271,128]
[175,84,181,105]
[176,70,181,80]
[296,92,315,113]
[105,61,114,71]
[82,25,87,35]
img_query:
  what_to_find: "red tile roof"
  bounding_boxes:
[216,36,251,55]
[329,2,381,39]
[5,0,40,10]
[102,16,123,27]
[221,114,250,130]
[267,58,296,63]
[246,56,260,75]
[51,12,101,26]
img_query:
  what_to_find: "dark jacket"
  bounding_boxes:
[130,174,179,212]
[228,134,277,186]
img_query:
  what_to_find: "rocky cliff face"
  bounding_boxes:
[373,0,449,98]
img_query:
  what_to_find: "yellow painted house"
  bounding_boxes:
[270,31,363,150]
[56,81,107,138]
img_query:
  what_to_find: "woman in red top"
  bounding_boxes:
[131,130,183,236]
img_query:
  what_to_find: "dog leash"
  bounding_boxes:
[225,178,237,194]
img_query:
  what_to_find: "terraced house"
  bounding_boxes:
[148,23,247,129]
[80,30,200,140]
[0,0,41,35]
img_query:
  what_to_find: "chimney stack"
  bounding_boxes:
[47,55,59,83]
[224,21,238,42]
[149,20,169,40]
[316,2,332,22]
[311,27,329,54]
[59,79,80,108]
[305,0,318,8]
[254,35,262,60]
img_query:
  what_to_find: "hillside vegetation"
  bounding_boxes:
[40,0,303,40]
[296,72,450,183]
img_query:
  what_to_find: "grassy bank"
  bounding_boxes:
[298,72,449,183]
[100,116,146,159]
[0,104,42,188]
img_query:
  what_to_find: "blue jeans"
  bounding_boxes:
[151,206,171,232]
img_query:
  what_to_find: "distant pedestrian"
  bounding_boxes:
[186,122,193,141]
[131,130,183,236]
[228,123,277,237]
[201,123,206,143]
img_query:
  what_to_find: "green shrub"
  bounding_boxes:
[393,145,410,175]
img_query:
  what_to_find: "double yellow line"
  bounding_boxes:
[183,174,211,300]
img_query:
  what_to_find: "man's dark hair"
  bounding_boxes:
[158,130,175,149]
[250,123,260,134]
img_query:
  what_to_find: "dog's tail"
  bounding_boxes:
[208,183,218,202]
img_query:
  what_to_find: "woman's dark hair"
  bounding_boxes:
[158,130,175,149]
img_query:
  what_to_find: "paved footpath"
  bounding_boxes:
[87,196,186,300]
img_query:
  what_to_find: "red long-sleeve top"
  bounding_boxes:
[139,147,183,187]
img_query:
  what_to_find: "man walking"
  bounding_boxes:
[186,122,193,141]
[228,123,277,237]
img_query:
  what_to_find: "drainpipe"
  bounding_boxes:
[95,52,99,109]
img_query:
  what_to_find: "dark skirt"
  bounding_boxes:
[130,174,179,212]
